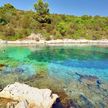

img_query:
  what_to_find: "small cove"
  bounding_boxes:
[0,45,108,107]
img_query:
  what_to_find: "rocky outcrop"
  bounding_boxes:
[0,82,58,108]
[25,33,44,41]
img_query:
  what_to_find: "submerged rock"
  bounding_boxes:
[52,98,64,108]
[2,65,13,74]
[80,94,95,108]
[0,82,58,108]
[66,99,81,108]
[14,64,36,76]
[76,73,99,81]
[0,64,5,68]
[0,64,6,71]
[75,73,100,86]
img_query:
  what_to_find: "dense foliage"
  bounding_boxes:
[34,0,51,24]
[0,0,108,40]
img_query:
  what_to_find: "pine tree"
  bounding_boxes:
[34,0,51,24]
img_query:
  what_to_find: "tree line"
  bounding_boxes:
[0,0,108,40]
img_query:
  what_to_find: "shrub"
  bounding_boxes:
[3,26,15,37]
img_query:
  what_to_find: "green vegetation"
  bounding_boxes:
[0,0,108,40]
[34,0,51,24]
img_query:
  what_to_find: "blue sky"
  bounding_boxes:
[0,0,108,16]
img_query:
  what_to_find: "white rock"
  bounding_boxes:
[0,82,58,108]
[15,100,28,108]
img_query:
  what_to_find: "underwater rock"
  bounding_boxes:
[0,82,58,108]
[1,64,35,77]
[0,64,5,68]
[104,97,108,107]
[0,64,6,71]
[2,65,13,74]
[52,98,64,108]
[76,73,100,85]
[66,99,81,108]
[63,79,108,107]
[101,83,108,90]
[98,102,105,108]
[15,64,35,76]
[0,64,5,67]
[24,76,70,107]
[80,94,94,108]
[52,97,81,108]
[15,67,24,73]
[76,73,99,81]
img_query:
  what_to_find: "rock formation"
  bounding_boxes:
[0,82,58,108]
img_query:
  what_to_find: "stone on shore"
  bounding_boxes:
[0,82,58,108]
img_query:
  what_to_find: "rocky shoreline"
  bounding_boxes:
[1,33,108,45]
[1,39,108,46]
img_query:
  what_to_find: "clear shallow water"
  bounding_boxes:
[0,45,108,107]
[0,45,108,81]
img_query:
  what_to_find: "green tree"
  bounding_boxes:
[34,0,51,23]
[34,0,49,15]
[3,3,15,10]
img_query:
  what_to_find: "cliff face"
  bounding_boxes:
[0,82,58,108]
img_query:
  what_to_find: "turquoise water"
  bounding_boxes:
[0,45,108,82]
[0,45,108,107]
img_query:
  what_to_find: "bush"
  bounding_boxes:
[3,26,15,37]
[0,2,108,40]
[0,18,7,25]
[57,22,67,36]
